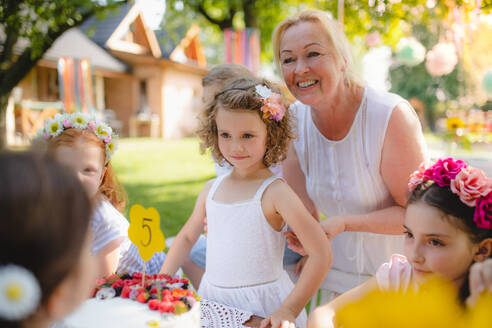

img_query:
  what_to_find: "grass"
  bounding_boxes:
[111,138,215,238]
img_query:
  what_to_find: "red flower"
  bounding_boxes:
[474,192,492,230]
[424,157,467,187]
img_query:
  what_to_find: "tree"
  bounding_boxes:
[0,0,127,149]
[163,0,469,65]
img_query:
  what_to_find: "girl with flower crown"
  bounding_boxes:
[160,77,332,328]
[303,157,492,328]
[0,152,96,328]
[38,113,165,278]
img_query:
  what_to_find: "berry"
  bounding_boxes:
[159,301,174,313]
[148,299,160,311]
[121,286,131,298]
[114,286,123,297]
[136,292,148,303]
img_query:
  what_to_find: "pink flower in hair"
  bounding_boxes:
[88,121,96,131]
[63,119,72,128]
[424,157,467,187]
[103,135,112,143]
[262,93,286,122]
[450,167,492,207]
[408,161,433,192]
[474,192,492,230]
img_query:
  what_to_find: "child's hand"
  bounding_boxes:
[260,307,297,328]
[284,230,306,256]
[203,216,208,236]
[467,258,492,306]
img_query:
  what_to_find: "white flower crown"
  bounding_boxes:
[37,113,118,163]
[0,264,41,321]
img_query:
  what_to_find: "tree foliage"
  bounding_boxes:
[0,0,127,148]
[163,0,491,64]
[0,0,126,98]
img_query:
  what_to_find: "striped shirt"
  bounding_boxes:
[91,200,166,275]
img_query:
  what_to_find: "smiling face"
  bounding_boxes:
[216,107,268,173]
[403,202,479,287]
[54,139,106,199]
[279,20,346,108]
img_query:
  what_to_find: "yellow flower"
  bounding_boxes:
[467,292,492,328]
[447,117,466,132]
[336,278,466,328]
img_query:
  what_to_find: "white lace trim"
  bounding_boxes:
[200,299,253,328]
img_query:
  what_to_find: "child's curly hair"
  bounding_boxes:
[196,77,295,168]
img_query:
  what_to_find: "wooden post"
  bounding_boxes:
[338,0,344,26]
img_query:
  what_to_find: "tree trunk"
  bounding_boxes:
[0,93,10,150]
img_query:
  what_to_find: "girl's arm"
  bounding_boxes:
[261,181,332,328]
[96,237,125,278]
[282,145,320,221]
[319,102,427,239]
[159,180,212,276]
[308,277,378,328]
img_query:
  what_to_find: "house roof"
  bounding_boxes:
[81,2,134,48]
[154,26,187,58]
[42,28,128,72]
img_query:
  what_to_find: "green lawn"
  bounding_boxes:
[111,138,215,238]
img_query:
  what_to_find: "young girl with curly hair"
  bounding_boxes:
[161,77,332,328]
[305,157,492,328]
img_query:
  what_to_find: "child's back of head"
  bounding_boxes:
[0,152,96,328]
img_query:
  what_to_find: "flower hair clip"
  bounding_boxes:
[37,113,118,163]
[408,157,492,229]
[255,85,286,122]
[0,264,41,321]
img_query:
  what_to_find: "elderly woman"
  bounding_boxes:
[273,9,427,300]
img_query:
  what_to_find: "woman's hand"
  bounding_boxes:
[285,216,342,256]
[467,258,492,306]
[320,216,346,240]
[260,307,297,328]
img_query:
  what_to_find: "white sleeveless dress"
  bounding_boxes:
[291,86,412,294]
[198,174,308,327]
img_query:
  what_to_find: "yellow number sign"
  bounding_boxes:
[128,204,165,262]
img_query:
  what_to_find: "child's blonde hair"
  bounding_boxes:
[202,63,253,88]
[197,76,295,168]
[47,128,127,212]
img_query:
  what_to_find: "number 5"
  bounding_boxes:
[141,218,152,247]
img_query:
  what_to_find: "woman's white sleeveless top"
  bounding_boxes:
[291,86,405,293]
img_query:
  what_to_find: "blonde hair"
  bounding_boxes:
[46,129,127,212]
[197,77,295,168]
[202,63,253,87]
[272,9,362,92]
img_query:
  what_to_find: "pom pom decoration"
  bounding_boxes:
[396,37,426,67]
[482,69,492,96]
[425,42,458,77]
